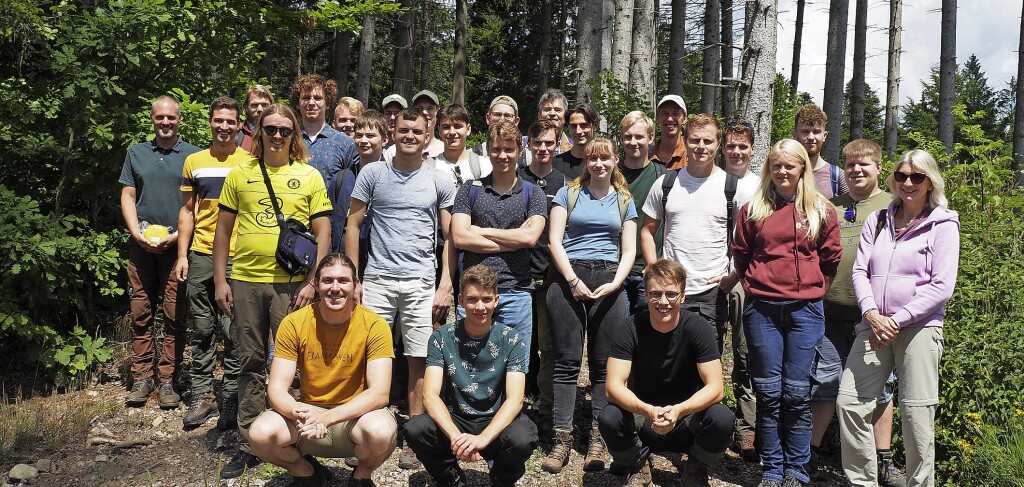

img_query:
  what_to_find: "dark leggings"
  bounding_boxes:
[546,259,627,431]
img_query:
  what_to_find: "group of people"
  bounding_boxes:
[118,74,959,487]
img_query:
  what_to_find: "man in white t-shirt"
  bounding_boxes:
[639,113,757,348]
[436,104,492,186]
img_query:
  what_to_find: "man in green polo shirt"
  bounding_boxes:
[119,95,201,409]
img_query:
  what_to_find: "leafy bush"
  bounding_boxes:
[0,185,123,381]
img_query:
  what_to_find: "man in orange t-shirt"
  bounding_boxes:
[248,254,397,487]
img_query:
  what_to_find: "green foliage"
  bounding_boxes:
[771,73,813,143]
[842,79,885,145]
[586,70,650,142]
[310,0,403,32]
[44,326,113,385]
[0,185,123,379]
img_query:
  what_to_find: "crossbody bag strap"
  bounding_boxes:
[258,159,286,229]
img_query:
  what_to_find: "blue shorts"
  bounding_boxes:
[811,317,896,403]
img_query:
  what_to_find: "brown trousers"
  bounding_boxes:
[127,243,186,382]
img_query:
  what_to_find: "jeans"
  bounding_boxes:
[456,287,534,368]
[623,273,648,316]
[546,259,626,431]
[405,413,537,484]
[599,403,735,469]
[744,298,825,484]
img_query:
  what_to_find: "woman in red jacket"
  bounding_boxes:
[727,139,842,487]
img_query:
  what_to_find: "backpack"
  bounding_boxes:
[660,169,740,259]
[829,163,842,196]
[874,209,888,240]
[565,186,630,223]
[452,152,484,185]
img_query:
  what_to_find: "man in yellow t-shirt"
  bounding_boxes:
[249,254,397,487]
[175,96,253,431]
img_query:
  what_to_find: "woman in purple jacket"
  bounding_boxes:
[837,149,959,487]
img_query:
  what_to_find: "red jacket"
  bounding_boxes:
[732,197,842,301]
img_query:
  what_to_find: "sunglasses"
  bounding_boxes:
[262,125,294,137]
[844,202,857,223]
[647,291,682,301]
[894,171,927,184]
[727,121,753,128]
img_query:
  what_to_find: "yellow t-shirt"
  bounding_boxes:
[218,159,332,282]
[274,304,394,406]
[180,148,251,255]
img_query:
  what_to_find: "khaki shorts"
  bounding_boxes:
[292,406,396,458]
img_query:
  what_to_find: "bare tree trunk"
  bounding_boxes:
[668,0,686,95]
[260,40,273,81]
[576,0,601,101]
[791,0,805,99]
[557,0,569,91]
[355,15,375,104]
[330,30,353,96]
[739,0,777,173]
[452,0,468,105]
[701,0,721,114]
[538,0,554,97]
[822,0,849,164]
[850,0,868,140]
[418,0,432,89]
[612,0,636,83]
[392,0,417,98]
[601,0,614,75]
[938,0,957,154]
[884,0,902,159]
[721,0,735,121]
[630,0,657,106]
[1013,3,1024,186]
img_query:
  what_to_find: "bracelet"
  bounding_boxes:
[569,278,580,288]
[307,278,316,287]
[862,308,877,318]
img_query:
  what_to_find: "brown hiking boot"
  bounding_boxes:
[583,426,607,471]
[397,445,421,470]
[157,381,180,409]
[732,433,758,463]
[624,457,652,487]
[183,393,219,429]
[541,429,573,473]
[125,377,155,407]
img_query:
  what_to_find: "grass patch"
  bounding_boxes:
[0,389,119,463]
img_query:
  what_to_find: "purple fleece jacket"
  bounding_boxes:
[852,202,960,328]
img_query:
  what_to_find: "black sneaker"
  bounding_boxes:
[806,448,822,480]
[220,450,261,479]
[182,393,219,429]
[347,478,376,487]
[878,453,908,487]
[489,472,517,487]
[291,454,333,486]
[216,395,238,430]
[125,377,155,407]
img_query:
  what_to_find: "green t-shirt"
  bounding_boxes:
[119,139,201,228]
[825,191,891,320]
[620,161,664,275]
[426,320,527,418]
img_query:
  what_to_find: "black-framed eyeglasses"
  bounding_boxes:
[727,121,753,128]
[894,171,927,184]
[843,202,857,223]
[262,125,294,137]
[647,291,681,301]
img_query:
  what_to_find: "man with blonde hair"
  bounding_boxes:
[333,96,364,138]
[236,84,273,151]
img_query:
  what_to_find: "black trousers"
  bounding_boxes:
[598,402,735,468]
[405,412,538,483]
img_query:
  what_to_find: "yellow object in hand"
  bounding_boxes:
[144,224,169,243]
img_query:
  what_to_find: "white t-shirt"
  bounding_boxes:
[436,152,493,187]
[642,167,758,294]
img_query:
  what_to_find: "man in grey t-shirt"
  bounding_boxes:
[345,107,457,469]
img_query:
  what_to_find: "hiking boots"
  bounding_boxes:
[220,450,261,479]
[878,452,908,487]
[583,426,607,471]
[732,433,758,462]
[397,445,421,469]
[183,393,219,429]
[290,454,334,487]
[680,456,711,487]
[217,395,238,430]
[125,377,155,407]
[782,476,806,487]
[757,481,783,487]
[541,429,573,473]
[623,457,652,487]
[157,381,180,409]
[806,447,823,480]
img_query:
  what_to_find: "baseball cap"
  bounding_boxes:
[489,95,519,114]
[412,90,440,107]
[656,94,688,115]
[380,94,408,109]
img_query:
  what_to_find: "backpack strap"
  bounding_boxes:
[829,163,840,196]
[661,170,678,215]
[468,180,483,209]
[468,151,482,180]
[874,209,888,240]
[566,186,582,221]
[617,192,630,223]
[521,180,534,220]
[724,172,739,261]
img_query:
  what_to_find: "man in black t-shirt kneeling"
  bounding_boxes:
[600,259,735,487]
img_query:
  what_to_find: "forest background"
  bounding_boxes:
[1,0,1023,485]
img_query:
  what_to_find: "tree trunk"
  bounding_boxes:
[452,0,468,105]
[418,0,432,89]
[538,0,554,97]
[576,0,601,101]
[330,30,353,96]
[611,0,636,83]
[822,0,849,164]
[391,0,416,98]
[557,0,569,91]
[701,0,721,114]
[1013,3,1024,186]
[938,0,957,155]
[630,0,657,106]
[601,0,614,75]
[355,15,375,104]
[721,0,735,121]
[884,0,902,159]
[790,0,805,99]
[738,0,777,173]
[668,0,686,95]
[259,40,273,81]
[850,0,868,140]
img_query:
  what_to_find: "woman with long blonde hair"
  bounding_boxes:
[542,136,637,474]
[727,139,843,487]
